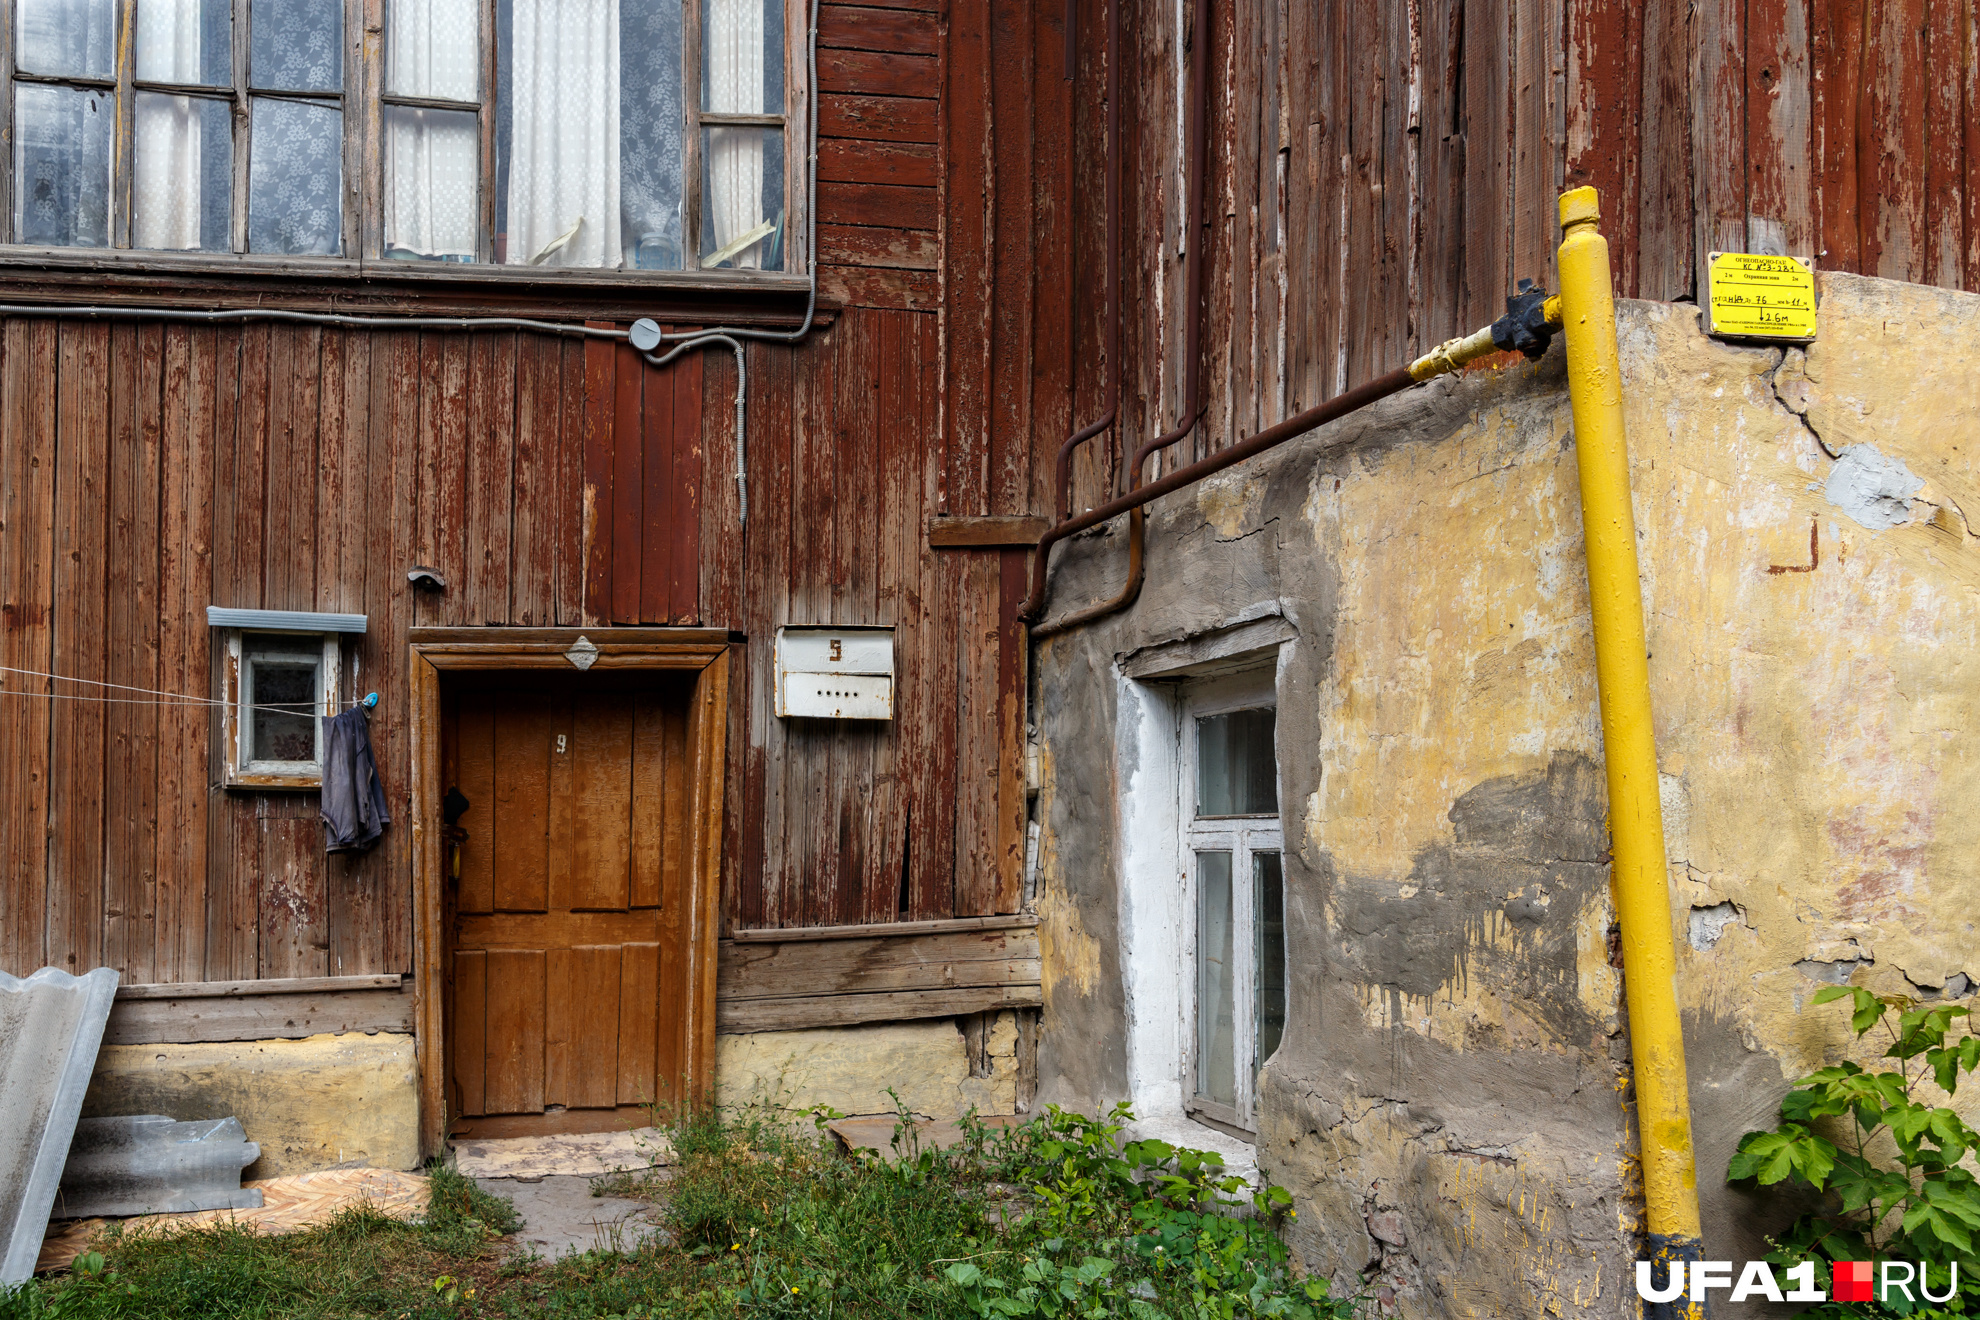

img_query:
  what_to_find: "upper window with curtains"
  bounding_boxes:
[0,0,797,274]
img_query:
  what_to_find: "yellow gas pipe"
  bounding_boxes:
[1554,185,1705,1306]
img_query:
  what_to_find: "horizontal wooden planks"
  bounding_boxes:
[105,981,415,1044]
[719,926,1041,1000]
[719,985,1044,1033]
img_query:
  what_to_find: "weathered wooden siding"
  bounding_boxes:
[0,0,1076,982]
[1060,0,1980,517]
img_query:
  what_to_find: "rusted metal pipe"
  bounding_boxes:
[1022,367,1419,625]
[1036,0,1211,632]
[1051,0,1122,522]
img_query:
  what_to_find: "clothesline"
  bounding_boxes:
[0,664,375,718]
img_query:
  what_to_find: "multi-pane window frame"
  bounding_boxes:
[0,0,809,279]
[1179,673,1285,1138]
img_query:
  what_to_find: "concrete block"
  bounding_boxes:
[56,1116,263,1218]
[82,1033,419,1178]
[0,967,119,1286]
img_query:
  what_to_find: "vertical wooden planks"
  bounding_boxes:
[790,327,837,925]
[831,313,880,924]
[465,333,518,624]
[578,328,614,625]
[558,337,591,627]
[483,948,546,1114]
[154,326,214,983]
[1747,0,1813,256]
[0,320,56,976]
[1919,0,1966,286]
[567,694,633,911]
[1638,0,1696,297]
[1421,0,1469,327]
[669,351,703,625]
[1511,0,1568,290]
[453,949,487,1116]
[455,693,496,913]
[1566,0,1644,293]
[47,322,110,976]
[104,323,161,984]
[911,314,957,919]
[639,353,673,627]
[866,312,915,922]
[203,328,253,982]
[1459,0,1512,329]
[1862,0,1929,281]
[420,334,472,628]
[618,942,660,1104]
[739,341,794,927]
[494,701,552,912]
[612,341,646,624]
[257,806,327,979]
[510,336,556,626]
[1692,0,1747,271]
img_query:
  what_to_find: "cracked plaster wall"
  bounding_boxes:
[1030,272,1979,1319]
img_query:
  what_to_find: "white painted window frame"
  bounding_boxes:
[1177,671,1281,1135]
[219,629,342,790]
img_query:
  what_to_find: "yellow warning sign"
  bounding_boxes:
[1706,252,1817,341]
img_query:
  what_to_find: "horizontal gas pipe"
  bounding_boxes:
[1020,304,1557,626]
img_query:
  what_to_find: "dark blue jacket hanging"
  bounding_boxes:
[320,707,391,854]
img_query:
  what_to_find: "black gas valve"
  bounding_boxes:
[1491,278,1557,360]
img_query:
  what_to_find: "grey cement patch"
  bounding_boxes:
[475,1175,667,1259]
[1822,442,1924,528]
[0,968,120,1286]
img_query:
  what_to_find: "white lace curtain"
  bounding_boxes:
[385,0,481,257]
[704,0,766,268]
[506,0,621,267]
[133,0,204,249]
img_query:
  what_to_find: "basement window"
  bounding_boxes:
[208,607,365,789]
[1182,681,1284,1136]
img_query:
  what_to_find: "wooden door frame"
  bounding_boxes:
[407,627,734,1156]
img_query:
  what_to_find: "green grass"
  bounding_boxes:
[2,1106,1355,1320]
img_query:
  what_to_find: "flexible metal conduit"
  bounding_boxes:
[1033,0,1210,638]
[0,0,825,527]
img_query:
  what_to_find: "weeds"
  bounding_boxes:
[0,1106,1353,1319]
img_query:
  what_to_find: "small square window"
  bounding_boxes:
[209,608,363,789]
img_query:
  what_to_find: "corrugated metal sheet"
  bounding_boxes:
[55,1116,262,1219]
[0,967,119,1285]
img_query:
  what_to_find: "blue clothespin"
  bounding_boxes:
[361,692,379,710]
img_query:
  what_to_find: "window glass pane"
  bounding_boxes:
[703,0,782,114]
[1254,851,1285,1076]
[250,0,341,91]
[386,0,478,101]
[700,125,782,269]
[135,94,232,251]
[15,0,115,79]
[385,106,478,259]
[499,0,624,267]
[248,97,343,254]
[137,0,230,85]
[13,85,111,247]
[1195,850,1236,1108]
[247,646,319,764]
[619,0,683,269]
[1196,707,1277,816]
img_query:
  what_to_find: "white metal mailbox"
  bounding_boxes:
[775,626,895,719]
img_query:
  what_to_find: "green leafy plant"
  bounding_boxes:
[1729,985,1980,1317]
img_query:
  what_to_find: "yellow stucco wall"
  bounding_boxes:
[83,1033,421,1178]
[1274,271,1977,1315]
[716,1014,1022,1117]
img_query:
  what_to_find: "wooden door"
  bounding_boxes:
[442,671,696,1136]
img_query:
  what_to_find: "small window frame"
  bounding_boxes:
[218,627,342,789]
[1178,672,1283,1137]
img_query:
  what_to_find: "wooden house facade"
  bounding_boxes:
[1,0,1973,1156]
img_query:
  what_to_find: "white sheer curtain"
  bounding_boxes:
[385,0,480,257]
[133,0,203,249]
[506,0,620,267]
[704,0,765,268]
